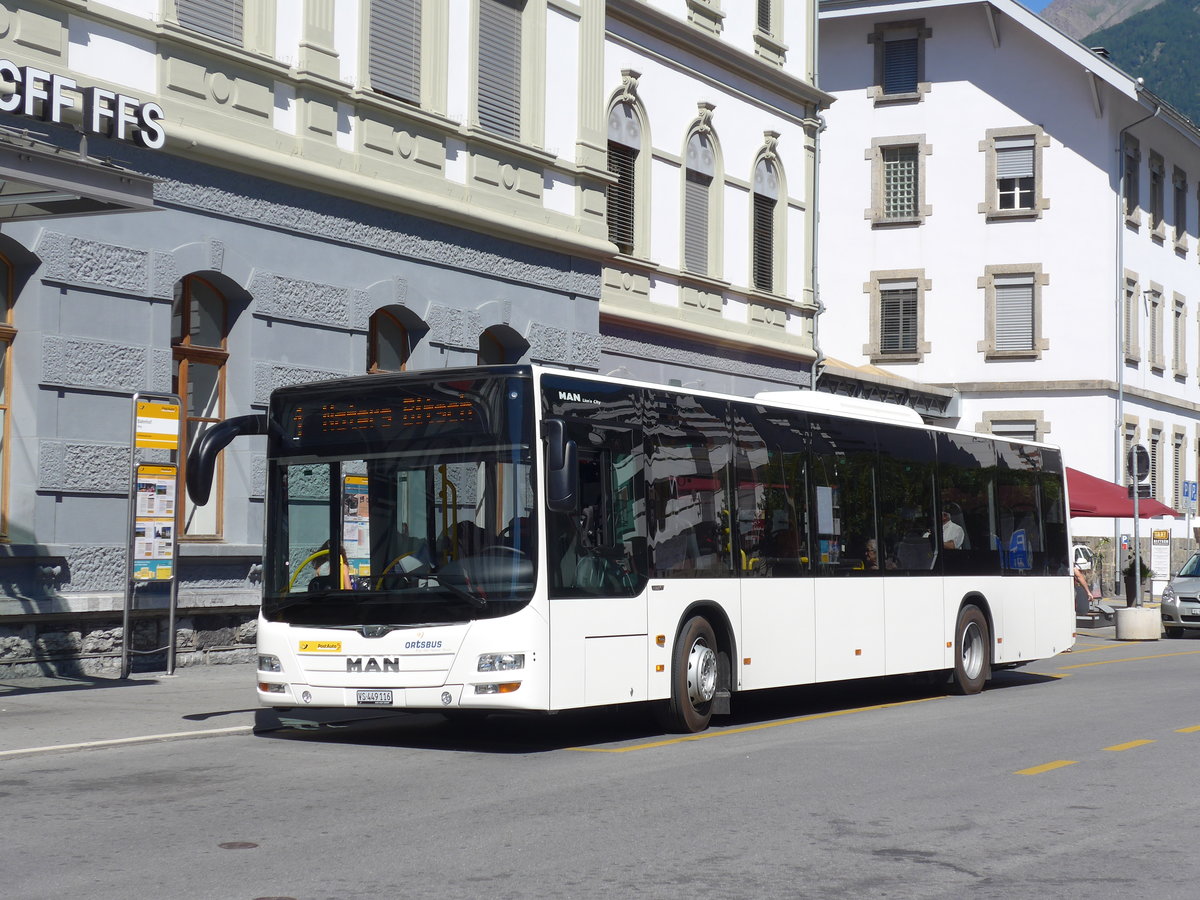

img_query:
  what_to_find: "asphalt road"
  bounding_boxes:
[4,632,1200,900]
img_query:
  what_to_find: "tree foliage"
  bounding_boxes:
[1084,0,1200,123]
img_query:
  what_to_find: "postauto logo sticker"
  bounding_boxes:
[298,641,342,653]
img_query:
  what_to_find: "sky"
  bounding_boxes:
[1022,1,1054,11]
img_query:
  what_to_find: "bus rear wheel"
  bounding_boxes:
[952,604,990,695]
[660,615,718,733]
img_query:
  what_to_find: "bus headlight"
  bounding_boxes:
[478,653,524,672]
[258,654,282,673]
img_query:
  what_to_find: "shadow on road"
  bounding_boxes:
[252,667,1061,754]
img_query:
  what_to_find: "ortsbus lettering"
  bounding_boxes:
[0,60,166,150]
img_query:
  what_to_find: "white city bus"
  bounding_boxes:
[188,364,1074,733]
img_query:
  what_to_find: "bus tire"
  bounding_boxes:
[952,604,990,695]
[661,615,718,733]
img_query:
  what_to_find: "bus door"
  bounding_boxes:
[546,421,649,709]
[809,416,886,683]
[734,404,817,691]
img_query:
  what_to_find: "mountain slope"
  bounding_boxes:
[1040,0,1165,41]
[1083,0,1200,123]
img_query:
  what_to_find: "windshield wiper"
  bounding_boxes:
[434,576,488,610]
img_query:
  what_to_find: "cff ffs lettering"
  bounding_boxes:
[0,61,166,150]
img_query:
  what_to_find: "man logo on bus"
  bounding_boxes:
[346,658,400,673]
[558,391,600,405]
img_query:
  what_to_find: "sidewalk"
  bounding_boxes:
[0,662,260,758]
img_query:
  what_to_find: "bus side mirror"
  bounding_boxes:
[187,414,270,505]
[543,418,578,513]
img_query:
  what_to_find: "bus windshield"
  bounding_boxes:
[262,373,536,627]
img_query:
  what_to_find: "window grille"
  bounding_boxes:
[883,145,918,218]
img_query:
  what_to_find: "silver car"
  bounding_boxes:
[1160,553,1200,638]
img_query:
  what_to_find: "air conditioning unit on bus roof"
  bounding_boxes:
[754,390,925,426]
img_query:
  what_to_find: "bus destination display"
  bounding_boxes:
[288,396,477,443]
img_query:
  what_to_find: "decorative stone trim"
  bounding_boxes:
[41,336,156,394]
[976,264,1050,360]
[867,19,932,105]
[253,362,347,406]
[863,269,932,364]
[685,0,724,36]
[36,232,154,295]
[38,442,131,494]
[866,134,932,226]
[977,410,1049,442]
[151,175,600,299]
[426,304,483,350]
[249,271,356,329]
[977,125,1050,221]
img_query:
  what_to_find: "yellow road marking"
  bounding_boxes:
[569,696,943,753]
[1065,642,1121,655]
[1016,760,1078,775]
[1177,725,1200,734]
[1059,649,1200,670]
[1104,739,1155,752]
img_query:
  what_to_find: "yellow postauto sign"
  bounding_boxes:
[298,641,342,653]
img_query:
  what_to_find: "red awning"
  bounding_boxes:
[1067,467,1178,518]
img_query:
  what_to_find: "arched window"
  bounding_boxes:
[477,325,528,364]
[0,254,13,538]
[607,102,642,255]
[368,308,411,373]
[752,156,780,293]
[173,275,228,538]
[683,129,717,276]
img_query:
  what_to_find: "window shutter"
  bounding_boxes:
[989,420,1038,442]
[757,0,771,32]
[684,170,710,274]
[995,139,1034,179]
[370,0,422,104]
[882,38,918,94]
[607,142,637,255]
[994,277,1034,351]
[177,0,243,45]
[478,0,522,139]
[753,193,774,292]
[880,284,917,353]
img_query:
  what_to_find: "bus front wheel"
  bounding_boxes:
[659,615,718,733]
[952,604,990,695]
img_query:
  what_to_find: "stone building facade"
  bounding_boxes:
[0,0,827,675]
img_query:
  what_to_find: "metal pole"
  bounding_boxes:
[1133,466,1141,607]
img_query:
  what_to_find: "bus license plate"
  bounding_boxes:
[357,690,393,706]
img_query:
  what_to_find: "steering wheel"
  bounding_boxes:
[374,553,428,590]
[287,549,330,593]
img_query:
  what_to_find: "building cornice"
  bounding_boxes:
[166,122,618,261]
[607,0,834,112]
[946,379,1200,413]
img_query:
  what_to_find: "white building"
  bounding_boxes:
[817,0,1200,578]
